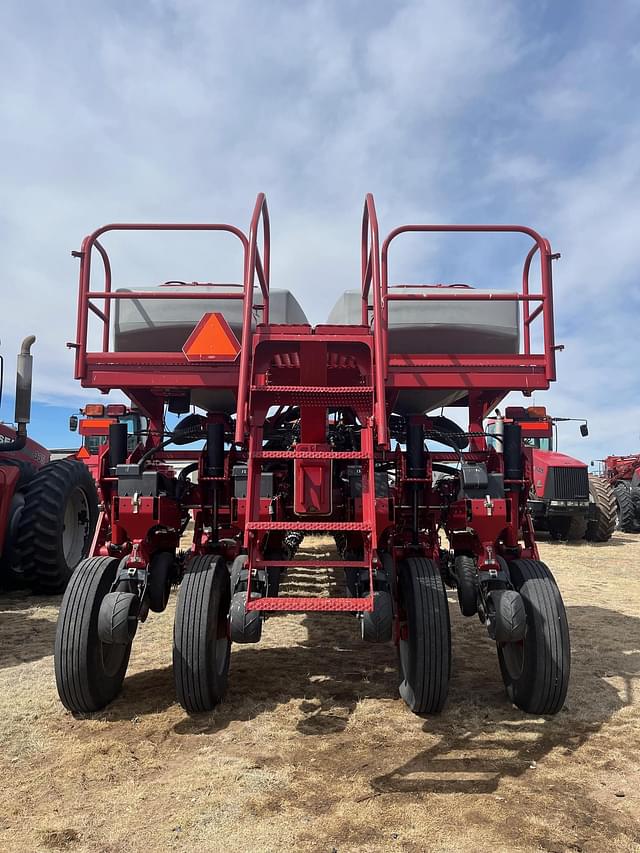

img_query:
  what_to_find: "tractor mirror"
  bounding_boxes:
[580,423,589,437]
[69,415,78,432]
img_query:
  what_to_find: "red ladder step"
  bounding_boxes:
[250,385,373,406]
[246,521,371,532]
[245,596,374,613]
[252,450,369,460]
[253,559,369,569]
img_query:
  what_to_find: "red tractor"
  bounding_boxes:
[487,407,616,541]
[68,404,148,488]
[600,454,640,533]
[55,195,570,719]
[0,338,98,592]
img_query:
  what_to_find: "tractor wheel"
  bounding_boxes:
[566,514,588,541]
[585,476,617,542]
[173,554,231,713]
[547,516,572,541]
[614,483,639,533]
[0,460,37,585]
[55,556,133,713]
[498,559,570,715]
[454,554,478,616]
[549,514,587,541]
[397,556,451,714]
[18,458,99,592]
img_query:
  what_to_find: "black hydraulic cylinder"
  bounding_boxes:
[109,422,128,469]
[503,422,523,482]
[207,422,225,477]
[406,421,425,478]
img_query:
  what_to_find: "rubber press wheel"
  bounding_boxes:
[454,554,478,617]
[173,554,231,713]
[498,559,570,715]
[397,556,451,714]
[55,556,133,713]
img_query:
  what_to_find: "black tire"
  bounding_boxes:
[361,590,393,643]
[454,554,478,616]
[266,565,281,598]
[397,556,451,714]
[344,549,366,598]
[585,476,616,542]
[230,554,247,593]
[261,549,284,598]
[498,559,570,715]
[148,552,174,612]
[55,556,133,713]
[229,591,263,644]
[491,588,526,643]
[614,483,639,533]
[566,514,588,541]
[98,591,138,645]
[18,458,99,592]
[0,457,37,494]
[0,460,37,584]
[173,554,231,712]
[231,553,279,597]
[549,514,588,541]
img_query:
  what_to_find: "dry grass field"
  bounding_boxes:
[1,533,639,853]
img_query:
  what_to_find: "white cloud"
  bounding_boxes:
[0,1,637,460]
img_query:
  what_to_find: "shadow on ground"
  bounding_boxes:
[371,604,640,795]
[0,592,60,670]
[536,531,638,547]
[101,597,640,800]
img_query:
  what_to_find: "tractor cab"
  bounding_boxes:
[487,406,554,451]
[70,404,148,456]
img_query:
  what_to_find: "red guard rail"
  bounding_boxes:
[361,194,387,445]
[362,199,558,448]
[235,193,270,443]
[72,194,270,447]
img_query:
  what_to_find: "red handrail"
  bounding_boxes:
[360,194,387,446]
[73,221,251,382]
[380,224,557,383]
[235,193,271,443]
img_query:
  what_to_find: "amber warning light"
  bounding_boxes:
[182,312,241,362]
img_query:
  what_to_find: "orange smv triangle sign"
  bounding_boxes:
[183,312,241,362]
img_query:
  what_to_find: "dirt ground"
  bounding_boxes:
[1,533,639,853]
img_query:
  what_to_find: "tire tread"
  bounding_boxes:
[18,458,99,592]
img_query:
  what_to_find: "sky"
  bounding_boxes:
[1,0,639,462]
